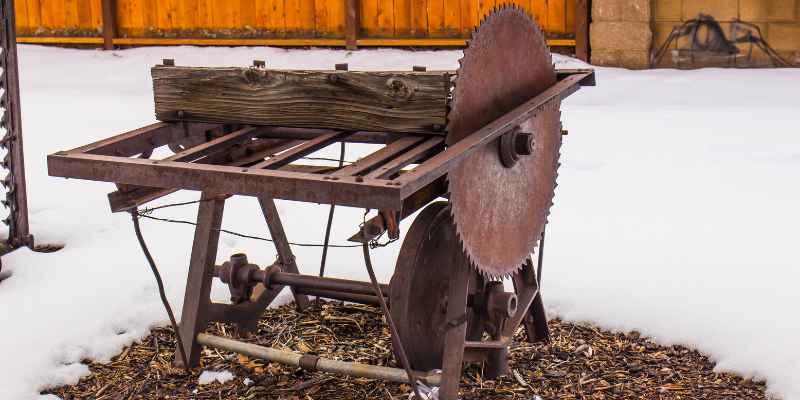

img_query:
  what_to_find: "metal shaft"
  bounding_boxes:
[293,287,384,307]
[197,333,441,385]
[258,270,390,297]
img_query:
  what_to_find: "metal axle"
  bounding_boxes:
[197,333,441,385]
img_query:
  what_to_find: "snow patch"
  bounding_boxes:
[197,370,234,385]
[0,44,796,400]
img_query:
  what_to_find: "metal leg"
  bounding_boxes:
[438,257,472,400]
[174,193,226,367]
[258,197,311,311]
[509,258,550,343]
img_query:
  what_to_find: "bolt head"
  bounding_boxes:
[514,132,534,155]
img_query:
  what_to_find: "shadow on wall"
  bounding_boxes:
[652,14,793,68]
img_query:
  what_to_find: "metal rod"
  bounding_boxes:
[537,227,545,286]
[293,287,383,307]
[361,229,422,399]
[319,141,346,279]
[261,271,389,297]
[130,210,189,369]
[197,333,441,385]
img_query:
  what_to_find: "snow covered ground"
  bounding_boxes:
[0,45,797,399]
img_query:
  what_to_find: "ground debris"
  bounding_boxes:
[44,301,769,399]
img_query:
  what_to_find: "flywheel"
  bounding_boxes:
[389,201,485,371]
[447,6,563,278]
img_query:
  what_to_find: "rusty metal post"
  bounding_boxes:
[575,0,590,61]
[174,193,226,368]
[0,0,32,249]
[345,0,358,50]
[101,0,117,50]
[257,197,311,310]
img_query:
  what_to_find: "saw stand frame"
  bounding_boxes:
[47,69,594,399]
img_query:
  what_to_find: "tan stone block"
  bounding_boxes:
[740,0,797,21]
[592,0,623,21]
[590,21,653,51]
[590,49,621,66]
[618,51,652,69]
[683,0,739,21]
[768,22,800,50]
[654,0,683,21]
[622,0,652,21]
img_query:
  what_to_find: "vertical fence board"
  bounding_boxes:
[443,0,460,37]
[376,0,393,36]
[531,0,547,31]
[394,0,411,36]
[90,0,103,29]
[64,0,79,28]
[24,0,42,31]
[239,0,256,29]
[285,0,315,36]
[359,0,378,36]
[207,0,227,28]
[314,0,343,37]
[257,0,286,35]
[39,0,65,29]
[196,0,213,29]
[410,0,428,37]
[547,0,566,34]
[178,0,198,31]
[564,0,575,33]
[428,0,445,37]
[15,0,28,33]
[477,0,494,22]
[459,0,476,35]
[78,0,93,28]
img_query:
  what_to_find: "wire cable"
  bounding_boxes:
[360,226,422,399]
[130,209,190,370]
[135,212,361,248]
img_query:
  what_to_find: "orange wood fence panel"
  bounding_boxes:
[15,0,578,45]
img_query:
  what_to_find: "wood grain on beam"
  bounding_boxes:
[152,66,450,134]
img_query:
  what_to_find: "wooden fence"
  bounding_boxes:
[14,0,588,59]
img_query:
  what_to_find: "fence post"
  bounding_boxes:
[345,0,358,50]
[575,0,589,61]
[101,0,117,50]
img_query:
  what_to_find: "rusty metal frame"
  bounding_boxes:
[45,68,594,398]
[1,0,32,249]
[47,71,593,214]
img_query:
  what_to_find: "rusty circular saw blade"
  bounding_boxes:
[447,5,562,278]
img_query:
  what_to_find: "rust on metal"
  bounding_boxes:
[446,6,562,278]
[1,0,32,249]
[44,6,594,399]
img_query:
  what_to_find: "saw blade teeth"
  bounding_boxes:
[446,6,562,278]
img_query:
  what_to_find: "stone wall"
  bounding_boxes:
[590,0,653,69]
[589,0,800,68]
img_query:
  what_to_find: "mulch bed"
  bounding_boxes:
[45,301,769,399]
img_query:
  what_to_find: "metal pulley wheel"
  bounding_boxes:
[389,201,485,371]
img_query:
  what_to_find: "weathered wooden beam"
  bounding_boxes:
[152,66,450,134]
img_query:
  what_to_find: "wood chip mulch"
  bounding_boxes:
[44,300,770,399]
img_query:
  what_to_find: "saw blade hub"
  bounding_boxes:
[499,127,535,168]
